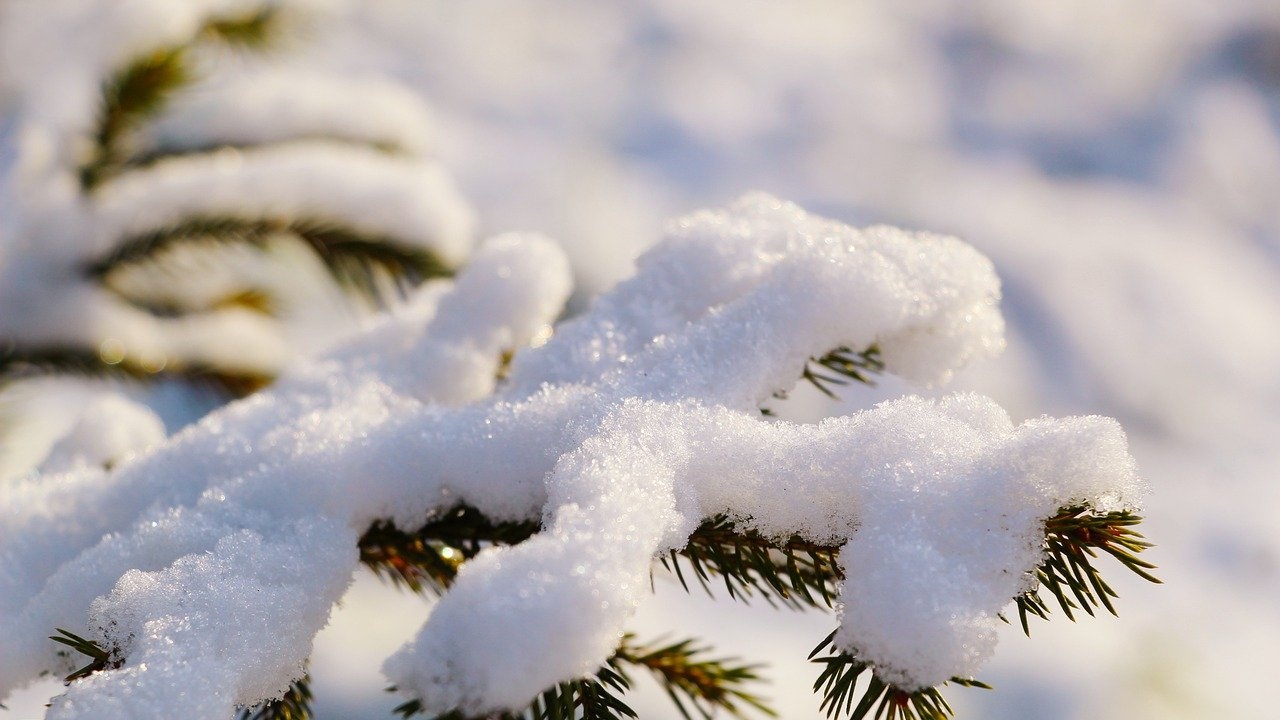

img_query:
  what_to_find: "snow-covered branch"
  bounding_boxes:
[0,195,1143,719]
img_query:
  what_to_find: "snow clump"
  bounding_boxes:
[0,194,1142,718]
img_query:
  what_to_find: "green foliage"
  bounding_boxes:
[1014,506,1160,634]
[763,344,882,415]
[88,216,454,303]
[80,8,284,190]
[237,676,313,720]
[616,635,774,720]
[2,4,458,393]
[809,631,990,720]
[355,466,1158,720]
[0,344,273,397]
[48,629,120,683]
[393,634,772,720]
[662,514,842,610]
[47,630,313,718]
[799,345,885,400]
[359,506,541,596]
[202,7,283,50]
[37,338,1159,719]
[80,46,191,190]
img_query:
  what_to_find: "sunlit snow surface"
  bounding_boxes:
[2,0,1279,718]
[300,3,1279,718]
[0,194,1149,718]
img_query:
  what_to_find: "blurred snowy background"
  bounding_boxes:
[4,1,1280,718]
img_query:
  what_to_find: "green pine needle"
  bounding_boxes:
[87,215,454,305]
[79,8,285,190]
[81,47,191,189]
[238,675,314,720]
[202,7,283,49]
[390,634,772,720]
[797,345,885,400]
[808,631,989,720]
[763,345,882,414]
[1013,506,1159,635]
[0,344,272,398]
[616,635,775,720]
[49,629,121,683]
[662,514,843,611]
[359,507,541,596]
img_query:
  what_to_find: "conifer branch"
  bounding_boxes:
[808,631,989,720]
[615,635,775,720]
[99,285,277,319]
[359,507,541,596]
[79,8,285,190]
[392,634,771,720]
[0,345,271,397]
[80,47,191,190]
[237,675,313,720]
[795,345,885,400]
[763,344,881,416]
[87,216,454,304]
[48,629,122,683]
[390,663,634,720]
[1013,505,1159,634]
[202,7,283,50]
[49,629,313,717]
[662,515,843,611]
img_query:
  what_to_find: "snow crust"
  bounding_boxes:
[0,195,1142,717]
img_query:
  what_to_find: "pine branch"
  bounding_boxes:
[202,7,283,49]
[764,345,882,415]
[359,508,841,612]
[1013,505,1160,635]
[361,503,1154,720]
[662,515,843,611]
[391,634,771,720]
[293,219,456,299]
[798,345,885,400]
[87,216,454,304]
[238,675,313,720]
[50,628,312,717]
[615,635,775,720]
[48,629,122,683]
[358,506,541,596]
[808,631,989,720]
[0,345,271,397]
[101,286,278,319]
[79,8,285,190]
[390,671,633,720]
[80,46,191,190]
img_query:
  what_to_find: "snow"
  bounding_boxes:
[37,393,166,475]
[89,143,474,265]
[0,0,334,150]
[0,195,1141,717]
[6,0,1275,717]
[141,68,438,158]
[0,0,475,478]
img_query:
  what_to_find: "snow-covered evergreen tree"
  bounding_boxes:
[0,3,1158,719]
[0,0,472,477]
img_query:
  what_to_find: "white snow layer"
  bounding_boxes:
[0,195,1142,717]
[141,68,438,158]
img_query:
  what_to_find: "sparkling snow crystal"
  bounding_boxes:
[0,194,1143,718]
